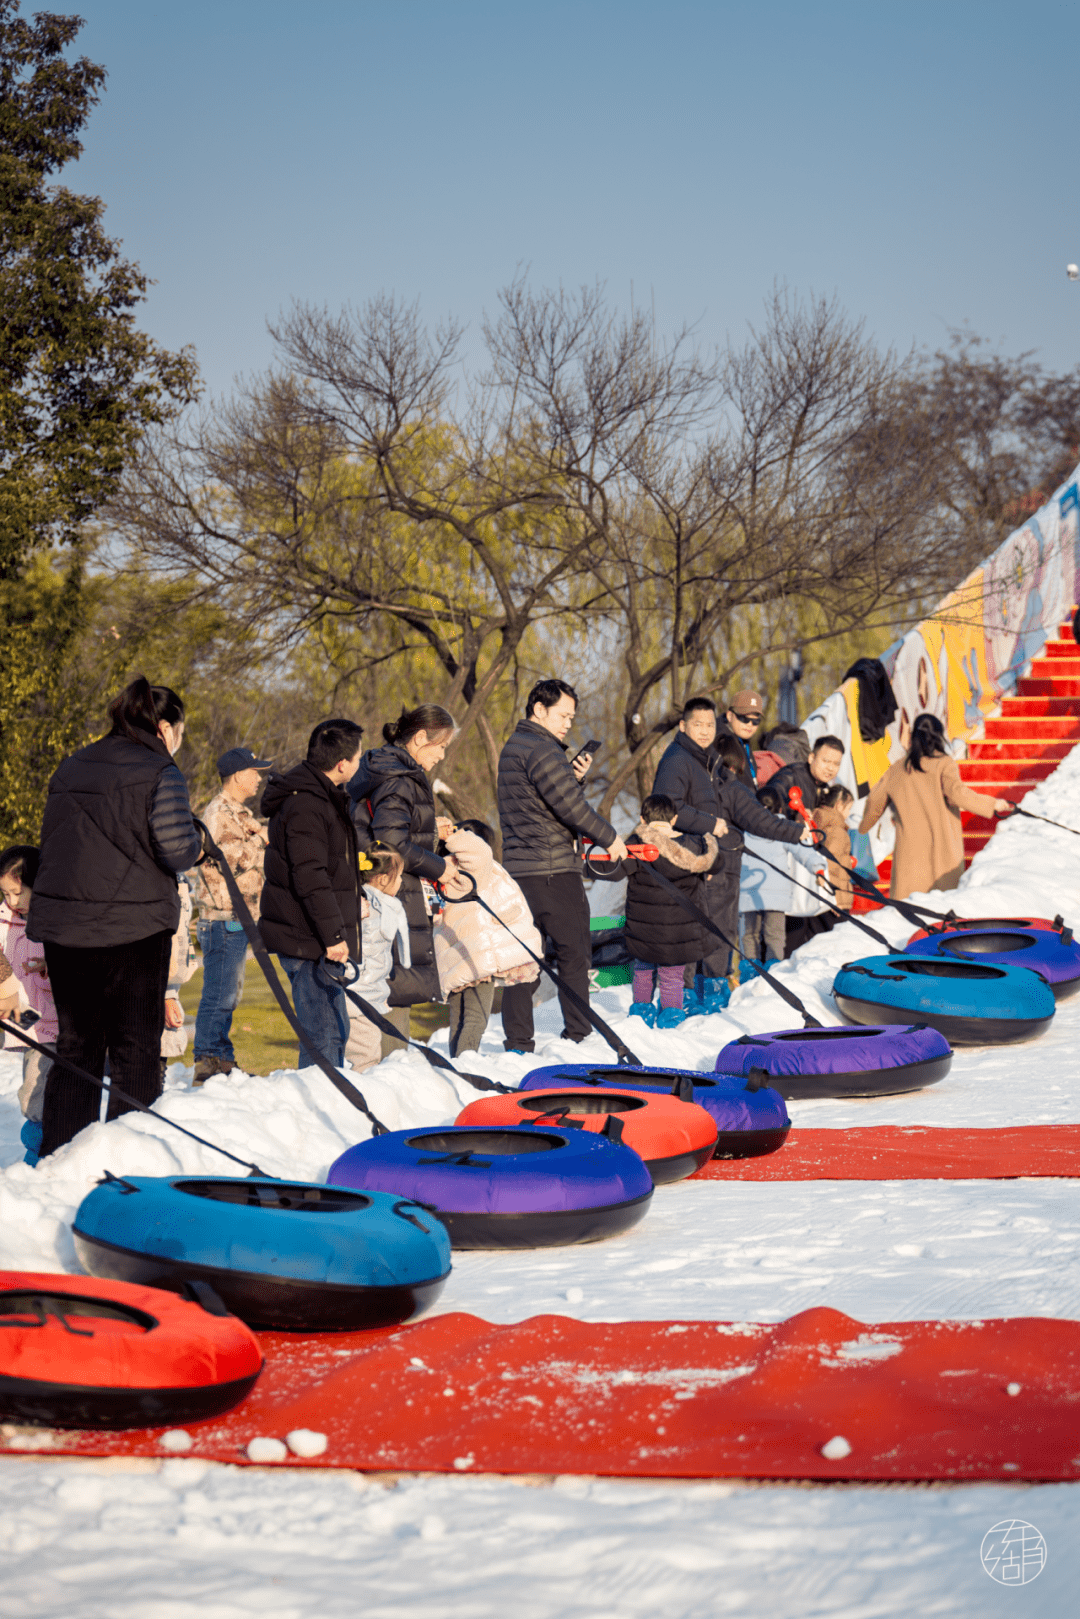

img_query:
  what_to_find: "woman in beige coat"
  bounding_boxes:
[860,714,1011,900]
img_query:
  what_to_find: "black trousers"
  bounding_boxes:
[697,872,738,979]
[501,872,592,1052]
[39,931,172,1158]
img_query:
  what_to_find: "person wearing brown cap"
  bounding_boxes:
[192,746,272,1084]
[717,689,765,787]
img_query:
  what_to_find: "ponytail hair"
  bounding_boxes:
[382,704,455,747]
[905,712,948,773]
[107,675,185,749]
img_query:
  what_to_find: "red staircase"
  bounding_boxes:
[959,613,1080,863]
[857,612,1080,906]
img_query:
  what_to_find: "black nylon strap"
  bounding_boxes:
[195,822,390,1133]
[614,857,823,1028]
[442,877,643,1065]
[1007,805,1080,838]
[317,962,513,1094]
[843,864,954,928]
[739,844,892,948]
[0,1015,267,1175]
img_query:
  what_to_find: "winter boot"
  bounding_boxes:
[655,1005,687,1029]
[627,1000,657,1027]
[192,1055,221,1088]
[698,976,731,1013]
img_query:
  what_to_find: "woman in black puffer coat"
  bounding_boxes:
[27,676,202,1158]
[348,705,455,1044]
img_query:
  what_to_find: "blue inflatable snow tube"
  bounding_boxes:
[518,1063,790,1159]
[715,1022,952,1098]
[903,925,1080,1000]
[328,1125,654,1249]
[73,1175,451,1332]
[833,954,1056,1045]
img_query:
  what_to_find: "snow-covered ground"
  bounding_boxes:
[2,751,1080,1615]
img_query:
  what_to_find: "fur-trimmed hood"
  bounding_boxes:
[634,820,717,874]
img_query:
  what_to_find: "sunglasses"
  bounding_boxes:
[731,712,760,724]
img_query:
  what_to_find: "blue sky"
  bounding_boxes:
[68,0,1080,398]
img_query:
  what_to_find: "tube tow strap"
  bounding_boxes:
[1006,805,1080,838]
[842,865,957,929]
[0,1016,267,1176]
[737,845,893,948]
[595,854,823,1028]
[317,962,513,1095]
[442,877,644,1066]
[195,822,392,1132]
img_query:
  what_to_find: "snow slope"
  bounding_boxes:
[1,747,1079,1616]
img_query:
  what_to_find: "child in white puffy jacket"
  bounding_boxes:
[345,849,411,1072]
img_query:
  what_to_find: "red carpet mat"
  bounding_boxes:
[10,1307,1080,1481]
[695,1124,1080,1181]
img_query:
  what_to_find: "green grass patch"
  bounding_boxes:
[179,953,451,1075]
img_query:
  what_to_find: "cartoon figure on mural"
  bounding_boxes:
[961,648,984,731]
[983,518,1066,696]
[887,628,945,752]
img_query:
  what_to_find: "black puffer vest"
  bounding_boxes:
[28,734,181,948]
[349,746,446,1005]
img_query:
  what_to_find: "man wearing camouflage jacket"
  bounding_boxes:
[193,746,270,1084]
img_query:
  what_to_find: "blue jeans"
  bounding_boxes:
[278,955,349,1070]
[194,921,249,1063]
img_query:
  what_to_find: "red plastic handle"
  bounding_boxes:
[583,843,659,861]
[788,786,818,829]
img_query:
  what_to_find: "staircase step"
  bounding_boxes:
[1029,657,1080,678]
[960,760,1055,784]
[983,716,1080,740]
[969,739,1076,761]
[1017,677,1080,697]
[1001,695,1080,717]
[1058,622,1077,641]
[1039,640,1080,658]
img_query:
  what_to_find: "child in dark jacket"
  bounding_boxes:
[624,795,718,1029]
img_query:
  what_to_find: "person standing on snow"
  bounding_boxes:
[497,679,629,1053]
[769,734,846,818]
[27,677,203,1158]
[859,713,1011,900]
[348,704,457,1056]
[259,718,365,1071]
[192,746,271,1085]
[651,697,809,1011]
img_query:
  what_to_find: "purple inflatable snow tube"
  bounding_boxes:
[327,1125,654,1249]
[715,1023,952,1100]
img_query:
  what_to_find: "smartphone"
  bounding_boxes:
[570,739,602,767]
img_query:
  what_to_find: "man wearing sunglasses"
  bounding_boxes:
[717,689,765,787]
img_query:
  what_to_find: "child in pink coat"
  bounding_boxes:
[0,846,59,1121]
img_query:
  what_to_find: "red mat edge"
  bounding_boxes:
[695,1124,1080,1181]
[5,1307,1080,1484]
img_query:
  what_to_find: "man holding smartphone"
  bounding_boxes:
[497,679,628,1053]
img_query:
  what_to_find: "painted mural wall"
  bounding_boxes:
[800,462,1080,859]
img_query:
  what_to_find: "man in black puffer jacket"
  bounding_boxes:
[260,718,365,1070]
[497,678,628,1052]
[651,696,808,1004]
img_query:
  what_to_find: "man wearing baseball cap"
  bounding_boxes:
[192,747,272,1085]
[717,689,765,787]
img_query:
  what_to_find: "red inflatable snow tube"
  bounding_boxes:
[907,915,1067,943]
[0,1270,264,1430]
[455,1089,719,1184]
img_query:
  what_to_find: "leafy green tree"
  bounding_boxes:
[0,1,198,571]
[0,1,199,837]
